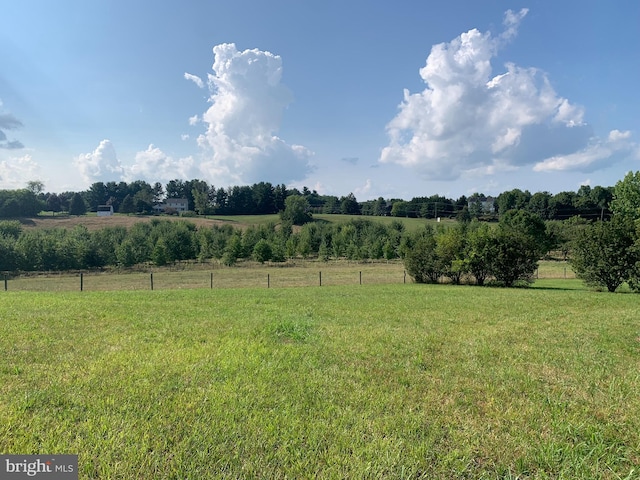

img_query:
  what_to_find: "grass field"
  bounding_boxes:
[312,213,447,232]
[2,259,576,292]
[25,212,443,233]
[1,284,638,478]
[24,213,236,232]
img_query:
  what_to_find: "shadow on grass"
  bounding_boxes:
[205,216,240,224]
[311,218,331,226]
[531,279,594,292]
[18,218,37,226]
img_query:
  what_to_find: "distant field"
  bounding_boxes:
[313,213,449,231]
[23,213,231,231]
[23,212,446,232]
[1,285,638,478]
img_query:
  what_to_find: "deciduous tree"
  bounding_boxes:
[610,170,640,220]
[280,195,312,225]
[570,216,638,292]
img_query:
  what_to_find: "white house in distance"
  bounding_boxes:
[468,196,495,214]
[97,205,114,217]
[153,198,189,214]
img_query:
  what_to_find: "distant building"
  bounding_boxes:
[153,198,189,213]
[468,196,495,214]
[97,205,114,217]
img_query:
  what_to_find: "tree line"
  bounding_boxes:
[2,172,639,293]
[405,170,640,292]
[404,210,554,287]
[0,207,594,290]
[0,178,615,221]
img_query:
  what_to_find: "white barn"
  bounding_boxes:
[97,205,114,217]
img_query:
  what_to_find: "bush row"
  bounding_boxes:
[0,218,409,272]
[403,214,547,287]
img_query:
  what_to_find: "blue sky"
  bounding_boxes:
[1,0,639,200]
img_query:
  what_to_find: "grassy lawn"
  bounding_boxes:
[3,261,408,292]
[2,259,577,293]
[1,285,638,479]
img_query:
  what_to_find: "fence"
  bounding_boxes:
[1,261,576,292]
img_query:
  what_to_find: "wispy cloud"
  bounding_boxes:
[184,72,204,88]
[533,130,639,172]
[341,157,359,165]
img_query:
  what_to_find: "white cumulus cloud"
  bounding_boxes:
[75,140,125,185]
[128,144,195,183]
[354,179,372,197]
[191,43,313,185]
[379,9,630,180]
[0,154,41,189]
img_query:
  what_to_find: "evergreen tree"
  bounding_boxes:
[120,194,135,214]
[68,193,87,216]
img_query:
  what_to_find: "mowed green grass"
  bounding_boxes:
[1,285,639,479]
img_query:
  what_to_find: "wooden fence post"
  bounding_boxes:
[319,271,322,287]
[210,272,213,289]
[4,274,7,291]
[404,271,406,284]
[267,273,270,288]
[150,272,154,290]
[80,273,83,292]
[359,271,362,285]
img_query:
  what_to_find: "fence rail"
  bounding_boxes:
[1,261,576,292]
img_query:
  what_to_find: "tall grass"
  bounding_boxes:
[1,285,638,478]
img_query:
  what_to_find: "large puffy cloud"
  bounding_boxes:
[190,43,313,185]
[0,101,25,150]
[128,144,196,182]
[75,139,125,184]
[380,9,633,179]
[0,154,40,189]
